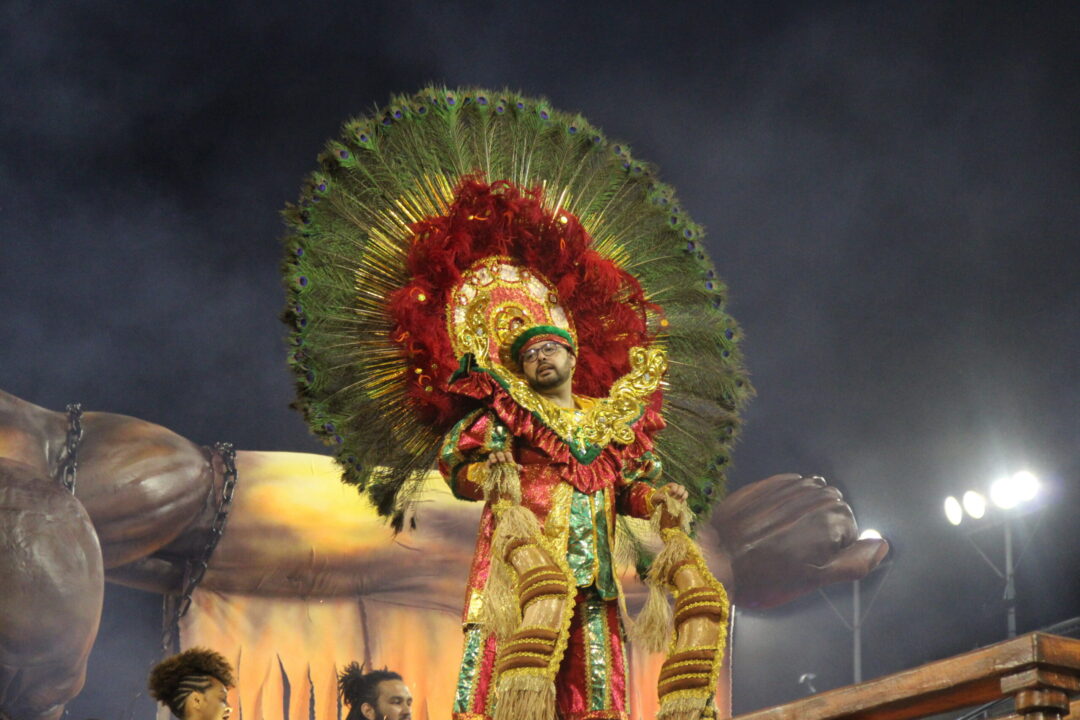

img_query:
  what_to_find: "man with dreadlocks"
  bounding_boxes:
[338,663,413,720]
[148,647,234,720]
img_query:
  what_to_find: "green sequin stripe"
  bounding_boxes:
[584,593,611,711]
[593,491,617,599]
[453,624,486,714]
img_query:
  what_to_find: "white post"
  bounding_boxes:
[1004,518,1016,638]
[853,578,862,684]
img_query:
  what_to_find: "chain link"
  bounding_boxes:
[161,441,238,653]
[58,403,83,494]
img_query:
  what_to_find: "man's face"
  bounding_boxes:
[363,679,413,720]
[521,341,575,391]
[188,678,231,720]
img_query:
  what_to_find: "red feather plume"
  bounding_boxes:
[386,178,660,429]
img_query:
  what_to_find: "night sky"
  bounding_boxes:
[2,1,1078,718]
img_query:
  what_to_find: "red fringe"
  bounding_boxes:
[387,178,660,430]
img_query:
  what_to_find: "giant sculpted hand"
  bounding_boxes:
[712,473,889,608]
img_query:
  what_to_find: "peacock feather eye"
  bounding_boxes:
[477,96,488,105]
[568,126,577,133]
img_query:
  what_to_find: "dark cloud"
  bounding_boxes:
[2,0,1078,717]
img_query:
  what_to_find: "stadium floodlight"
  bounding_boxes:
[944,496,963,526]
[990,477,1018,509]
[962,490,987,519]
[1012,470,1039,502]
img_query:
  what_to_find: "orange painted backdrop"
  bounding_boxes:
[180,452,731,720]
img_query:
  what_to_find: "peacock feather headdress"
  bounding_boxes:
[281,87,753,527]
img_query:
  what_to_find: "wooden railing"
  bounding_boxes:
[731,632,1080,720]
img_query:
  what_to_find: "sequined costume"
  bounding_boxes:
[440,389,662,720]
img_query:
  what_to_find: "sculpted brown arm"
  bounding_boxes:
[0,389,217,571]
[711,473,890,608]
[0,460,103,720]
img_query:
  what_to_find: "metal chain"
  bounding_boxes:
[161,441,238,652]
[58,403,83,494]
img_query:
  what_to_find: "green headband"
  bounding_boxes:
[510,325,576,361]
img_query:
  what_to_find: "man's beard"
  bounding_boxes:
[528,361,569,390]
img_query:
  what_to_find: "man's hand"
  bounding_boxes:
[654,482,689,503]
[712,473,889,608]
[485,450,518,467]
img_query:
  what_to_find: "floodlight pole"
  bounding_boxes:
[1004,517,1016,638]
[853,579,863,683]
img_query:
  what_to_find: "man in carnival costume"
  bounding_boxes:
[278,88,770,720]
[440,314,691,720]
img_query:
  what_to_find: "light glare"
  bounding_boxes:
[944,496,963,525]
[990,476,1021,509]
[859,528,883,540]
[1012,471,1039,501]
[962,490,987,519]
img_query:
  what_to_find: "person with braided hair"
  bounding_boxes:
[147,647,234,720]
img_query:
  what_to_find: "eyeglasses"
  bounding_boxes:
[521,341,567,365]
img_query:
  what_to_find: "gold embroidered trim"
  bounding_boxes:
[493,345,666,452]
